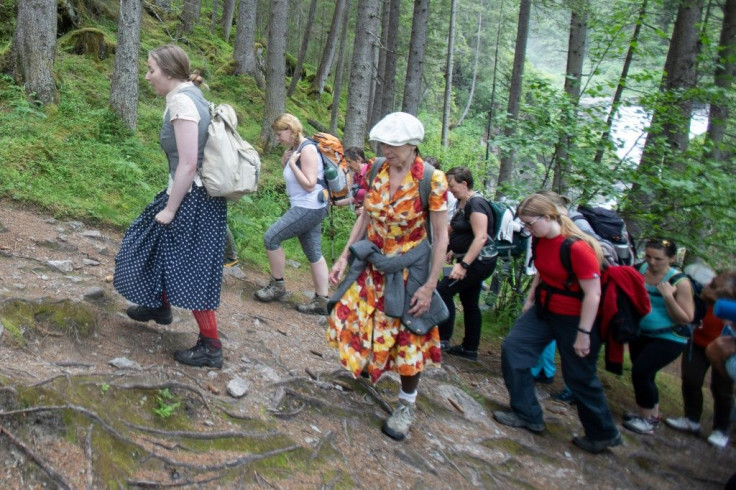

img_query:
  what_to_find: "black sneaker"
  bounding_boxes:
[126,305,173,325]
[174,335,223,368]
[534,374,555,384]
[552,388,576,404]
[446,344,478,361]
[572,432,623,454]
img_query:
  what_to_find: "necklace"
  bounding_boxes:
[645,268,668,285]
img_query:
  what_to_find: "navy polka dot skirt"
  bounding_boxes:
[114,186,227,310]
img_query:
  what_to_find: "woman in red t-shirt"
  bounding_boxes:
[665,270,736,448]
[493,193,621,454]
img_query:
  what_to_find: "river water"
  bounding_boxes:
[607,104,709,163]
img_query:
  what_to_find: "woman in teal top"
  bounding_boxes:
[623,239,694,435]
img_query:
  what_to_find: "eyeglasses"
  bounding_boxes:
[521,216,542,229]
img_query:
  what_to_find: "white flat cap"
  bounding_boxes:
[369,112,425,146]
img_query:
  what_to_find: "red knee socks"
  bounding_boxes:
[192,310,220,345]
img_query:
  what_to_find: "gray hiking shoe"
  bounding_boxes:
[296,294,328,315]
[382,400,415,441]
[254,277,286,302]
[493,410,546,433]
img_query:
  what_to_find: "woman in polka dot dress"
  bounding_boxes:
[113,45,227,368]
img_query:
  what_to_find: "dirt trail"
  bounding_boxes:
[0,199,733,489]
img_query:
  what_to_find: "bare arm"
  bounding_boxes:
[574,277,602,357]
[658,279,695,324]
[156,119,199,225]
[286,144,320,192]
[448,210,487,281]
[328,210,369,285]
[523,274,541,312]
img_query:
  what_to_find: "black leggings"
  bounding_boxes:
[437,258,496,351]
[629,335,686,409]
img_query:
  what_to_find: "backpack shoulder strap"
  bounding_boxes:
[368,157,386,186]
[419,162,435,211]
[559,237,578,288]
[368,159,434,211]
[668,271,689,287]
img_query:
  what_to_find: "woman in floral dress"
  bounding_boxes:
[326,112,448,441]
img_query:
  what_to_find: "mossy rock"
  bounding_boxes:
[0,297,97,345]
[60,28,116,61]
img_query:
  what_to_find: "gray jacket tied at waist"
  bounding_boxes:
[328,239,448,335]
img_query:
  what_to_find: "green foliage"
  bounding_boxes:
[0,0,734,269]
[153,388,181,419]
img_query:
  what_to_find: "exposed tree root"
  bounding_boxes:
[355,378,393,415]
[124,422,279,440]
[218,406,257,420]
[309,430,335,461]
[0,424,72,490]
[111,380,212,412]
[85,424,94,490]
[0,405,301,472]
[127,472,226,488]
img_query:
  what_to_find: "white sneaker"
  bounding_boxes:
[707,430,730,449]
[623,416,655,435]
[665,416,701,433]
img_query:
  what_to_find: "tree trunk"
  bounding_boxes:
[343,0,382,149]
[221,0,236,43]
[210,0,219,34]
[378,0,400,122]
[452,6,482,130]
[233,0,264,88]
[259,0,289,151]
[552,5,588,192]
[12,0,57,105]
[288,0,318,97]
[441,0,457,148]
[330,0,352,135]
[630,0,703,234]
[496,0,531,195]
[401,0,430,115]
[592,0,647,167]
[369,0,390,131]
[310,0,349,97]
[706,0,736,161]
[181,0,201,34]
[109,0,142,130]
[484,0,504,191]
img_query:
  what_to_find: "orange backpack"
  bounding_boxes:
[312,132,348,201]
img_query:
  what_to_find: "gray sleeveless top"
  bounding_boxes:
[159,84,210,178]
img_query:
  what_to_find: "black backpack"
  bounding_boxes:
[576,205,635,265]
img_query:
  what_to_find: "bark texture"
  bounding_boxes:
[233,0,264,88]
[401,0,430,115]
[110,0,142,130]
[496,0,531,194]
[343,0,382,148]
[12,0,58,105]
[259,0,289,150]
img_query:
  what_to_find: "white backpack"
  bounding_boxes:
[200,103,261,201]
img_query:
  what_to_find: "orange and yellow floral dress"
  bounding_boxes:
[326,157,447,382]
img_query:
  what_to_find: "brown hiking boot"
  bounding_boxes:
[254,277,286,302]
[296,294,328,315]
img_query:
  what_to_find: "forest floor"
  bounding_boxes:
[0,198,733,489]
